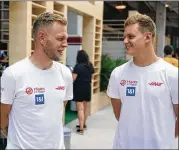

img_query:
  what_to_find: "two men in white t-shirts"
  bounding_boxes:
[0,12,178,149]
[107,13,178,149]
[0,13,73,149]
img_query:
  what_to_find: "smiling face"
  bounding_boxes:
[41,21,68,61]
[33,12,68,62]
[123,13,156,57]
[123,23,153,57]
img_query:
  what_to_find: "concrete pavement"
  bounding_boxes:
[66,105,178,149]
[66,105,117,149]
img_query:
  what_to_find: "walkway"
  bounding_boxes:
[66,105,178,149]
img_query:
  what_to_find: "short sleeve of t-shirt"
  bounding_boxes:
[167,67,178,104]
[61,66,73,101]
[73,64,81,74]
[1,67,16,104]
[107,68,121,99]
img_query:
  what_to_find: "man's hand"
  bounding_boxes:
[64,101,68,108]
[0,103,11,136]
[111,98,122,121]
[173,104,178,138]
[175,119,178,138]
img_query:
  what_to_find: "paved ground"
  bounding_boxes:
[66,105,178,149]
[66,105,117,149]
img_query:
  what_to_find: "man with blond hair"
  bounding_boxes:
[107,13,178,149]
[0,12,73,149]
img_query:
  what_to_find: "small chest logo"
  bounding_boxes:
[120,80,138,86]
[35,94,45,105]
[34,88,45,93]
[55,86,65,90]
[126,87,136,96]
[148,82,163,86]
[120,80,126,86]
[26,87,33,95]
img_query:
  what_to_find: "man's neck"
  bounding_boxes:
[133,48,159,67]
[30,50,53,70]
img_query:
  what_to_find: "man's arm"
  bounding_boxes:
[63,101,68,108]
[111,98,122,121]
[0,68,16,137]
[173,104,178,138]
[0,103,11,137]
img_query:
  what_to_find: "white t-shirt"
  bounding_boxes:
[1,57,73,149]
[107,58,178,149]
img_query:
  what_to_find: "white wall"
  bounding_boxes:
[102,41,126,60]
[67,10,83,36]
[66,10,83,67]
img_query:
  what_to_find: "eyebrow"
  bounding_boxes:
[56,35,64,37]
[123,33,135,37]
[56,35,68,39]
[56,35,66,38]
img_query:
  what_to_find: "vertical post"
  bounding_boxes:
[9,1,31,65]
[46,1,53,13]
[62,5,67,65]
[156,2,166,57]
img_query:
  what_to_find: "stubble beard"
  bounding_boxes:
[43,46,61,62]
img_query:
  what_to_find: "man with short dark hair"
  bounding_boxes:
[173,47,179,60]
[0,12,73,149]
[163,45,178,67]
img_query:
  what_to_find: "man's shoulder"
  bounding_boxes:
[2,58,28,76]
[159,59,178,78]
[160,59,178,70]
[53,61,71,75]
[113,60,131,73]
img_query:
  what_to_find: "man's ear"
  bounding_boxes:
[145,32,152,44]
[38,30,46,45]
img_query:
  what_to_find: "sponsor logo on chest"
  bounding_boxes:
[148,82,163,86]
[126,87,136,96]
[25,86,65,95]
[25,87,45,95]
[120,80,138,86]
[55,86,65,90]
[35,94,45,105]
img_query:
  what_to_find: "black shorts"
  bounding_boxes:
[73,82,91,102]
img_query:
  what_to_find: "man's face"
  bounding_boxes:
[42,22,68,61]
[123,23,148,57]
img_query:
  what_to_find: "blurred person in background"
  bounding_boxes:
[172,47,179,60]
[72,50,94,135]
[163,45,178,67]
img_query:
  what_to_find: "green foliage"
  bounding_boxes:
[100,54,127,92]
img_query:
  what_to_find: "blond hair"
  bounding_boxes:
[124,13,156,38]
[33,12,67,40]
